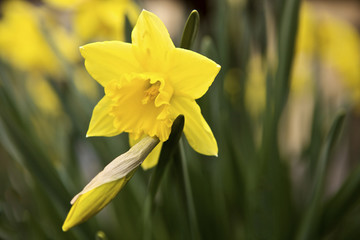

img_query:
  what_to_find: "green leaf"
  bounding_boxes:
[180,10,200,50]
[125,14,132,43]
[320,160,360,235]
[274,0,301,117]
[173,138,201,240]
[296,111,346,240]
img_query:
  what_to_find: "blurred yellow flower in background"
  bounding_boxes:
[0,0,79,77]
[281,2,360,157]
[43,0,86,9]
[0,1,61,75]
[224,53,266,120]
[223,68,241,105]
[238,3,360,121]
[82,10,220,169]
[44,0,139,42]
[317,12,360,110]
[295,3,317,55]
[291,3,316,97]
[229,2,360,157]
[293,2,360,109]
[74,0,139,41]
[244,53,266,119]
[72,67,100,99]
[26,74,62,117]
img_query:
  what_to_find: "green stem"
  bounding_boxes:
[174,138,201,240]
[142,116,185,240]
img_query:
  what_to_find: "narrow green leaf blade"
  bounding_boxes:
[125,14,132,43]
[274,0,301,116]
[320,160,360,235]
[296,111,346,240]
[180,10,200,50]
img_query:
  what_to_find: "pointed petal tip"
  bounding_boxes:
[79,45,87,58]
[138,9,149,18]
[208,150,218,157]
[140,9,151,14]
[62,222,70,232]
[62,217,77,232]
[214,64,221,76]
[85,130,92,137]
[140,164,152,171]
[70,195,79,205]
[79,44,87,50]
[195,149,218,157]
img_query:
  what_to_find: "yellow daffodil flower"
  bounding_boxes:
[82,10,220,168]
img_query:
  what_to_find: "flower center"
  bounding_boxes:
[104,73,175,141]
[142,81,161,104]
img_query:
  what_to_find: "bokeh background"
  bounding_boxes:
[0,0,360,239]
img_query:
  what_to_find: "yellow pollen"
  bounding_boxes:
[142,81,161,104]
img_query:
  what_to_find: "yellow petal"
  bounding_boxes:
[171,97,218,156]
[87,96,121,137]
[142,142,162,169]
[80,41,140,87]
[131,10,174,71]
[62,177,130,231]
[129,134,162,170]
[168,48,221,99]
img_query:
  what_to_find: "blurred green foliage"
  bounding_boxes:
[1,0,360,239]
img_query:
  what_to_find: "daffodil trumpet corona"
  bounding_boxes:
[62,136,159,231]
